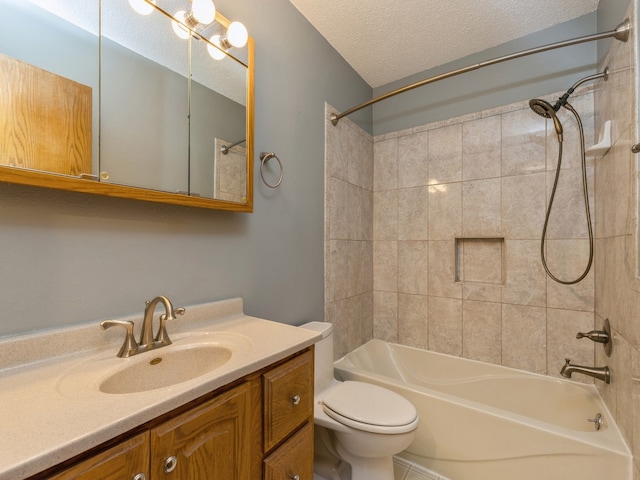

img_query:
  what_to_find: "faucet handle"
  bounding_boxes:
[155,307,186,346]
[100,320,139,358]
[576,330,609,343]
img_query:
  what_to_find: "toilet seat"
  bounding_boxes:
[322,381,418,434]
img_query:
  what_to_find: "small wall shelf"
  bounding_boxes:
[455,237,505,284]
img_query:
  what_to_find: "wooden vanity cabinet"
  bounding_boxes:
[48,432,149,480]
[38,348,313,480]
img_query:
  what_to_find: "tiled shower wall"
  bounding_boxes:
[325,105,374,359]
[369,89,597,377]
[326,83,598,374]
[593,0,640,475]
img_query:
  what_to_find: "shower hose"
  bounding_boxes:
[541,102,593,285]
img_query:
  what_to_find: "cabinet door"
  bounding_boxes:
[264,422,313,480]
[49,432,149,480]
[150,382,251,480]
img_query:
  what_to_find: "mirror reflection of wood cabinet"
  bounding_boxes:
[0,0,254,212]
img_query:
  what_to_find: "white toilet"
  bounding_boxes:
[301,322,419,480]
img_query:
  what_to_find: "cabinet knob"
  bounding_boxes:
[290,475,300,480]
[163,455,178,473]
[290,394,301,406]
[132,474,146,480]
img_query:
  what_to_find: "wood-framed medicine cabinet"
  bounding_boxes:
[0,0,254,212]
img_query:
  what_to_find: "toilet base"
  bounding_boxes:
[335,441,395,480]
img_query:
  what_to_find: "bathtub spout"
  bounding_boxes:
[560,358,610,384]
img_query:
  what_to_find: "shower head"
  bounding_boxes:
[529,98,563,137]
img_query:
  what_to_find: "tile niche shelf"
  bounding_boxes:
[455,237,505,285]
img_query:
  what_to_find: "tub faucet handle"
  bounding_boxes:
[576,330,609,343]
[576,319,613,357]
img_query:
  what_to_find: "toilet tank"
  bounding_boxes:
[299,321,334,393]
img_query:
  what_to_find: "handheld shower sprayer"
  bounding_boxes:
[528,99,563,139]
[529,67,609,285]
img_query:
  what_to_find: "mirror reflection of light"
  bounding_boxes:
[171,10,190,40]
[226,21,248,48]
[128,0,155,16]
[191,0,215,25]
[207,35,226,60]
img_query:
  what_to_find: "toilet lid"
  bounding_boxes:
[322,381,418,434]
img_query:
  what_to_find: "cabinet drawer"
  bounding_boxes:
[263,422,313,480]
[263,350,313,451]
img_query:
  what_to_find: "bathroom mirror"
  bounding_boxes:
[0,0,254,212]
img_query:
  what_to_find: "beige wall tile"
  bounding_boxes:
[348,241,373,297]
[327,240,349,303]
[326,177,348,240]
[501,108,546,176]
[325,112,349,181]
[462,300,502,364]
[398,241,429,295]
[373,190,398,241]
[502,304,547,373]
[398,186,429,240]
[374,138,398,191]
[428,240,462,299]
[398,293,429,349]
[462,115,502,181]
[545,239,594,312]
[428,124,462,184]
[326,299,349,360]
[398,131,429,188]
[373,240,398,292]
[429,297,463,356]
[347,184,372,241]
[348,126,374,190]
[429,182,462,240]
[373,291,398,342]
[462,178,502,236]
[502,172,546,239]
[463,282,503,303]
[503,240,547,307]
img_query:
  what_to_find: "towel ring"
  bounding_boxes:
[259,152,283,188]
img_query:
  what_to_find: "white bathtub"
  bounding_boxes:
[333,339,631,480]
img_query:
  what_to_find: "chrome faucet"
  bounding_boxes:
[101,295,185,358]
[560,358,610,384]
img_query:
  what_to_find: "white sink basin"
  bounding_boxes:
[56,331,252,397]
[99,344,232,394]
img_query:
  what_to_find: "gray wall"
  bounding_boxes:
[0,0,372,338]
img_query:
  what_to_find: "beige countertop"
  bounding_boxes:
[0,298,321,480]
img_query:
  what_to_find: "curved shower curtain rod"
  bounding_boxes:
[330,19,631,126]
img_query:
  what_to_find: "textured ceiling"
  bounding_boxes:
[289,0,600,88]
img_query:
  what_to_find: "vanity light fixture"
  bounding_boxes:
[127,0,248,60]
[171,0,216,39]
[207,22,248,60]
